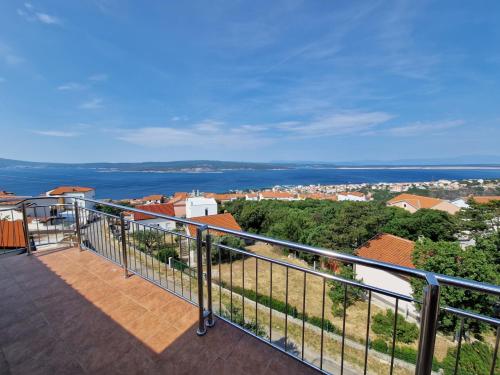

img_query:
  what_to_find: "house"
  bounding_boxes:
[259,191,298,201]
[337,192,367,201]
[141,194,165,204]
[451,198,469,209]
[204,193,245,203]
[300,193,338,201]
[185,213,242,238]
[185,197,217,218]
[166,192,189,217]
[46,186,95,209]
[354,233,417,318]
[0,220,26,249]
[130,203,176,231]
[471,196,500,204]
[245,193,259,201]
[387,193,460,214]
[0,193,59,220]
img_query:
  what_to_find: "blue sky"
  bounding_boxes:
[0,1,499,163]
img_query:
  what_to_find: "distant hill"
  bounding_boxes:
[0,157,499,172]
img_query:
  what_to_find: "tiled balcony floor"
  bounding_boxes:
[0,247,317,375]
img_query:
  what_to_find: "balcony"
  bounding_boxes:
[0,197,499,375]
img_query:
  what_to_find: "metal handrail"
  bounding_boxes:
[3,195,500,375]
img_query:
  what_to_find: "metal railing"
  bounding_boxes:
[1,196,499,375]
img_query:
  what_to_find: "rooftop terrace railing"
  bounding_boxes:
[1,196,499,375]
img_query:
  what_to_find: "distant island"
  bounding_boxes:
[1,157,500,173]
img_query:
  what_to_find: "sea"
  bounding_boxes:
[1,166,500,200]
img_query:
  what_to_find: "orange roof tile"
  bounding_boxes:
[0,220,26,248]
[187,213,242,237]
[260,191,296,199]
[205,193,245,201]
[133,203,176,221]
[387,193,442,209]
[142,194,164,201]
[49,186,94,195]
[356,233,415,268]
[471,196,500,204]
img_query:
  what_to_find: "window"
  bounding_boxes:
[205,208,208,216]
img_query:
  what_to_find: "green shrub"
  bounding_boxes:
[371,338,388,353]
[441,341,498,375]
[371,309,419,344]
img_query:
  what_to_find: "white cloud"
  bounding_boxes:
[278,111,395,138]
[33,130,80,137]
[17,3,61,25]
[79,98,104,109]
[115,120,272,149]
[0,43,24,66]
[57,82,87,91]
[88,73,108,82]
[382,120,465,137]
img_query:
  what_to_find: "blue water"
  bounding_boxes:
[1,167,500,199]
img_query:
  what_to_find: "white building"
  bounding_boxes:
[337,192,367,201]
[451,198,470,209]
[130,203,177,231]
[46,186,96,209]
[355,233,418,319]
[186,197,217,218]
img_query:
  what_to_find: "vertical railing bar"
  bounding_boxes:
[218,242,222,314]
[490,325,499,375]
[340,283,347,375]
[285,266,289,352]
[35,206,40,247]
[453,317,465,375]
[21,203,32,255]
[320,277,326,370]
[188,237,192,301]
[120,213,128,276]
[164,232,169,289]
[180,235,184,295]
[390,297,399,375]
[242,256,245,324]
[195,225,207,336]
[255,258,258,334]
[301,272,306,361]
[206,232,214,327]
[230,250,233,322]
[132,222,137,272]
[363,290,372,375]
[269,262,273,343]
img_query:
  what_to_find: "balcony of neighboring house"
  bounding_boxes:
[0,196,499,375]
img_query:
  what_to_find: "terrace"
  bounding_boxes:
[0,197,499,375]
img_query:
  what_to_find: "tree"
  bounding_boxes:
[328,265,365,316]
[411,239,498,334]
[384,208,457,241]
[96,201,132,216]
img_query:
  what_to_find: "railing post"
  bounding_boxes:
[21,203,32,256]
[74,201,82,251]
[120,213,128,278]
[196,225,208,336]
[205,232,214,327]
[415,274,440,375]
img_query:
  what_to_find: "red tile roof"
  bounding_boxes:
[48,186,94,195]
[133,203,176,221]
[187,213,242,237]
[205,193,245,201]
[387,193,442,209]
[142,194,164,201]
[356,233,415,268]
[471,196,500,204]
[260,191,296,199]
[0,220,26,248]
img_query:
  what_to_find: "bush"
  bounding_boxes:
[441,341,497,375]
[212,236,246,264]
[371,309,419,344]
[371,338,388,353]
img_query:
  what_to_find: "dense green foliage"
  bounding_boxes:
[95,201,131,216]
[224,199,458,257]
[212,235,246,264]
[131,230,179,262]
[371,309,419,344]
[441,341,498,375]
[327,265,365,316]
[457,199,500,237]
[411,239,499,334]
